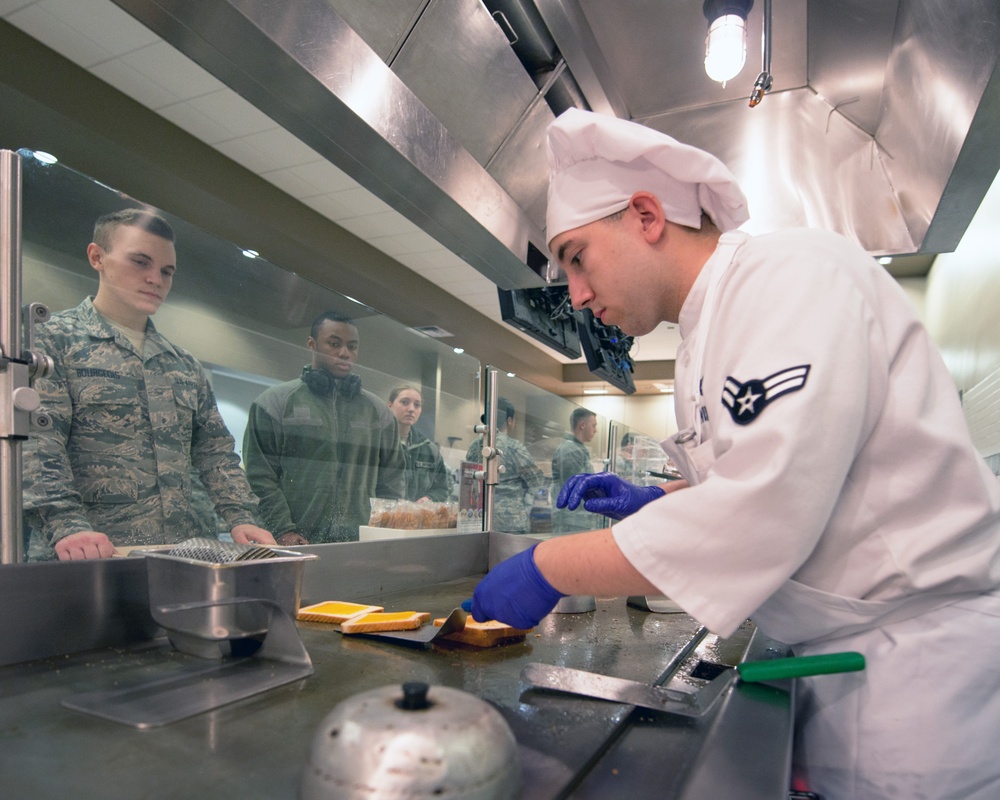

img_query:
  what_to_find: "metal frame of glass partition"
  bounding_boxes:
[0,150,24,564]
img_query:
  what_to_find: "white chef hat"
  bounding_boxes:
[546,108,749,243]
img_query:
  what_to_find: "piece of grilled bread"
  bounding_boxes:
[297,601,384,624]
[340,611,431,634]
[432,617,531,647]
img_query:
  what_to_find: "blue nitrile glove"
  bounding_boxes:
[470,544,565,629]
[557,473,666,521]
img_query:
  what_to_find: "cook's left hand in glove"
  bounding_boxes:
[470,544,565,629]
[557,473,665,521]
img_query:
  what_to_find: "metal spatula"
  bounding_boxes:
[520,651,865,718]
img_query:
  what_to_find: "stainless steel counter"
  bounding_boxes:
[0,537,793,798]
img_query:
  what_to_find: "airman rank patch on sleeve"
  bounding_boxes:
[722,365,810,425]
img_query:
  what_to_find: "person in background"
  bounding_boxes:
[387,385,452,502]
[23,209,274,560]
[469,108,1000,799]
[466,397,546,533]
[550,407,600,532]
[243,311,405,544]
[618,432,636,460]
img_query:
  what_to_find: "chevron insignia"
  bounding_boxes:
[721,365,811,425]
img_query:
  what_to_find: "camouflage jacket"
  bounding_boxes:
[243,377,406,543]
[551,433,601,533]
[466,431,546,533]
[402,428,452,502]
[23,298,258,558]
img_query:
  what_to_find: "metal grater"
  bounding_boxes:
[167,537,280,563]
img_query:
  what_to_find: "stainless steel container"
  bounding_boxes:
[300,682,521,800]
[142,547,316,658]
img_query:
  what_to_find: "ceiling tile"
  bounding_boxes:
[335,211,420,240]
[367,229,443,257]
[7,3,110,67]
[322,186,395,219]
[91,57,181,109]
[43,0,159,54]
[117,41,225,104]
[300,192,364,220]
[157,100,234,145]
[213,128,321,174]
[258,165,322,199]
[0,1,36,15]
[266,160,357,198]
[185,90,279,140]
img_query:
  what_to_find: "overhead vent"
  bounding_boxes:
[482,0,589,117]
[410,325,454,339]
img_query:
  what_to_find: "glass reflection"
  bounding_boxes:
[10,150,670,561]
[469,373,611,536]
[16,151,481,560]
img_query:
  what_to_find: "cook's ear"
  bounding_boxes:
[629,192,666,243]
[86,243,104,272]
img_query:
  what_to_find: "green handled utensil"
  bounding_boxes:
[520,651,864,718]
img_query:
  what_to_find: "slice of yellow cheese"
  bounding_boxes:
[297,601,384,624]
[340,611,431,634]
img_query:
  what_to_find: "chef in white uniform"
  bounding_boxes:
[470,108,1000,799]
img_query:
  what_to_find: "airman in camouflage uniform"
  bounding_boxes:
[551,407,602,533]
[23,210,273,560]
[466,398,546,533]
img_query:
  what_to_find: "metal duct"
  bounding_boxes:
[110,0,1000,291]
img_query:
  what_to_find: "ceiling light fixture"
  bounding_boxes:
[703,0,753,85]
[583,388,609,395]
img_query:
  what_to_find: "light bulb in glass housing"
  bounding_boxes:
[704,14,748,83]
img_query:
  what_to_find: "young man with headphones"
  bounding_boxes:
[243,311,405,544]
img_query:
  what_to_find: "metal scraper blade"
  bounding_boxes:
[519,662,736,718]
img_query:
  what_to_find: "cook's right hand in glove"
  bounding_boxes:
[469,544,565,629]
[557,473,666,521]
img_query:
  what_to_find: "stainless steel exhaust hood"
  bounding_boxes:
[111,0,1000,287]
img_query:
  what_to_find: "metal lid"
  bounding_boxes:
[300,682,520,800]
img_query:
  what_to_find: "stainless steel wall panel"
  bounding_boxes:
[0,559,157,668]
[642,88,916,255]
[107,0,1000,270]
[324,0,427,62]
[391,0,543,167]
[877,0,1000,253]
[487,99,555,230]
[808,0,897,136]
[111,0,549,287]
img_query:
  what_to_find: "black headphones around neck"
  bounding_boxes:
[301,366,362,399]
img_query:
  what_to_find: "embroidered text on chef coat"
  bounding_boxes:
[722,365,811,425]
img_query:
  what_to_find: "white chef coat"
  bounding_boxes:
[612,227,1000,799]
